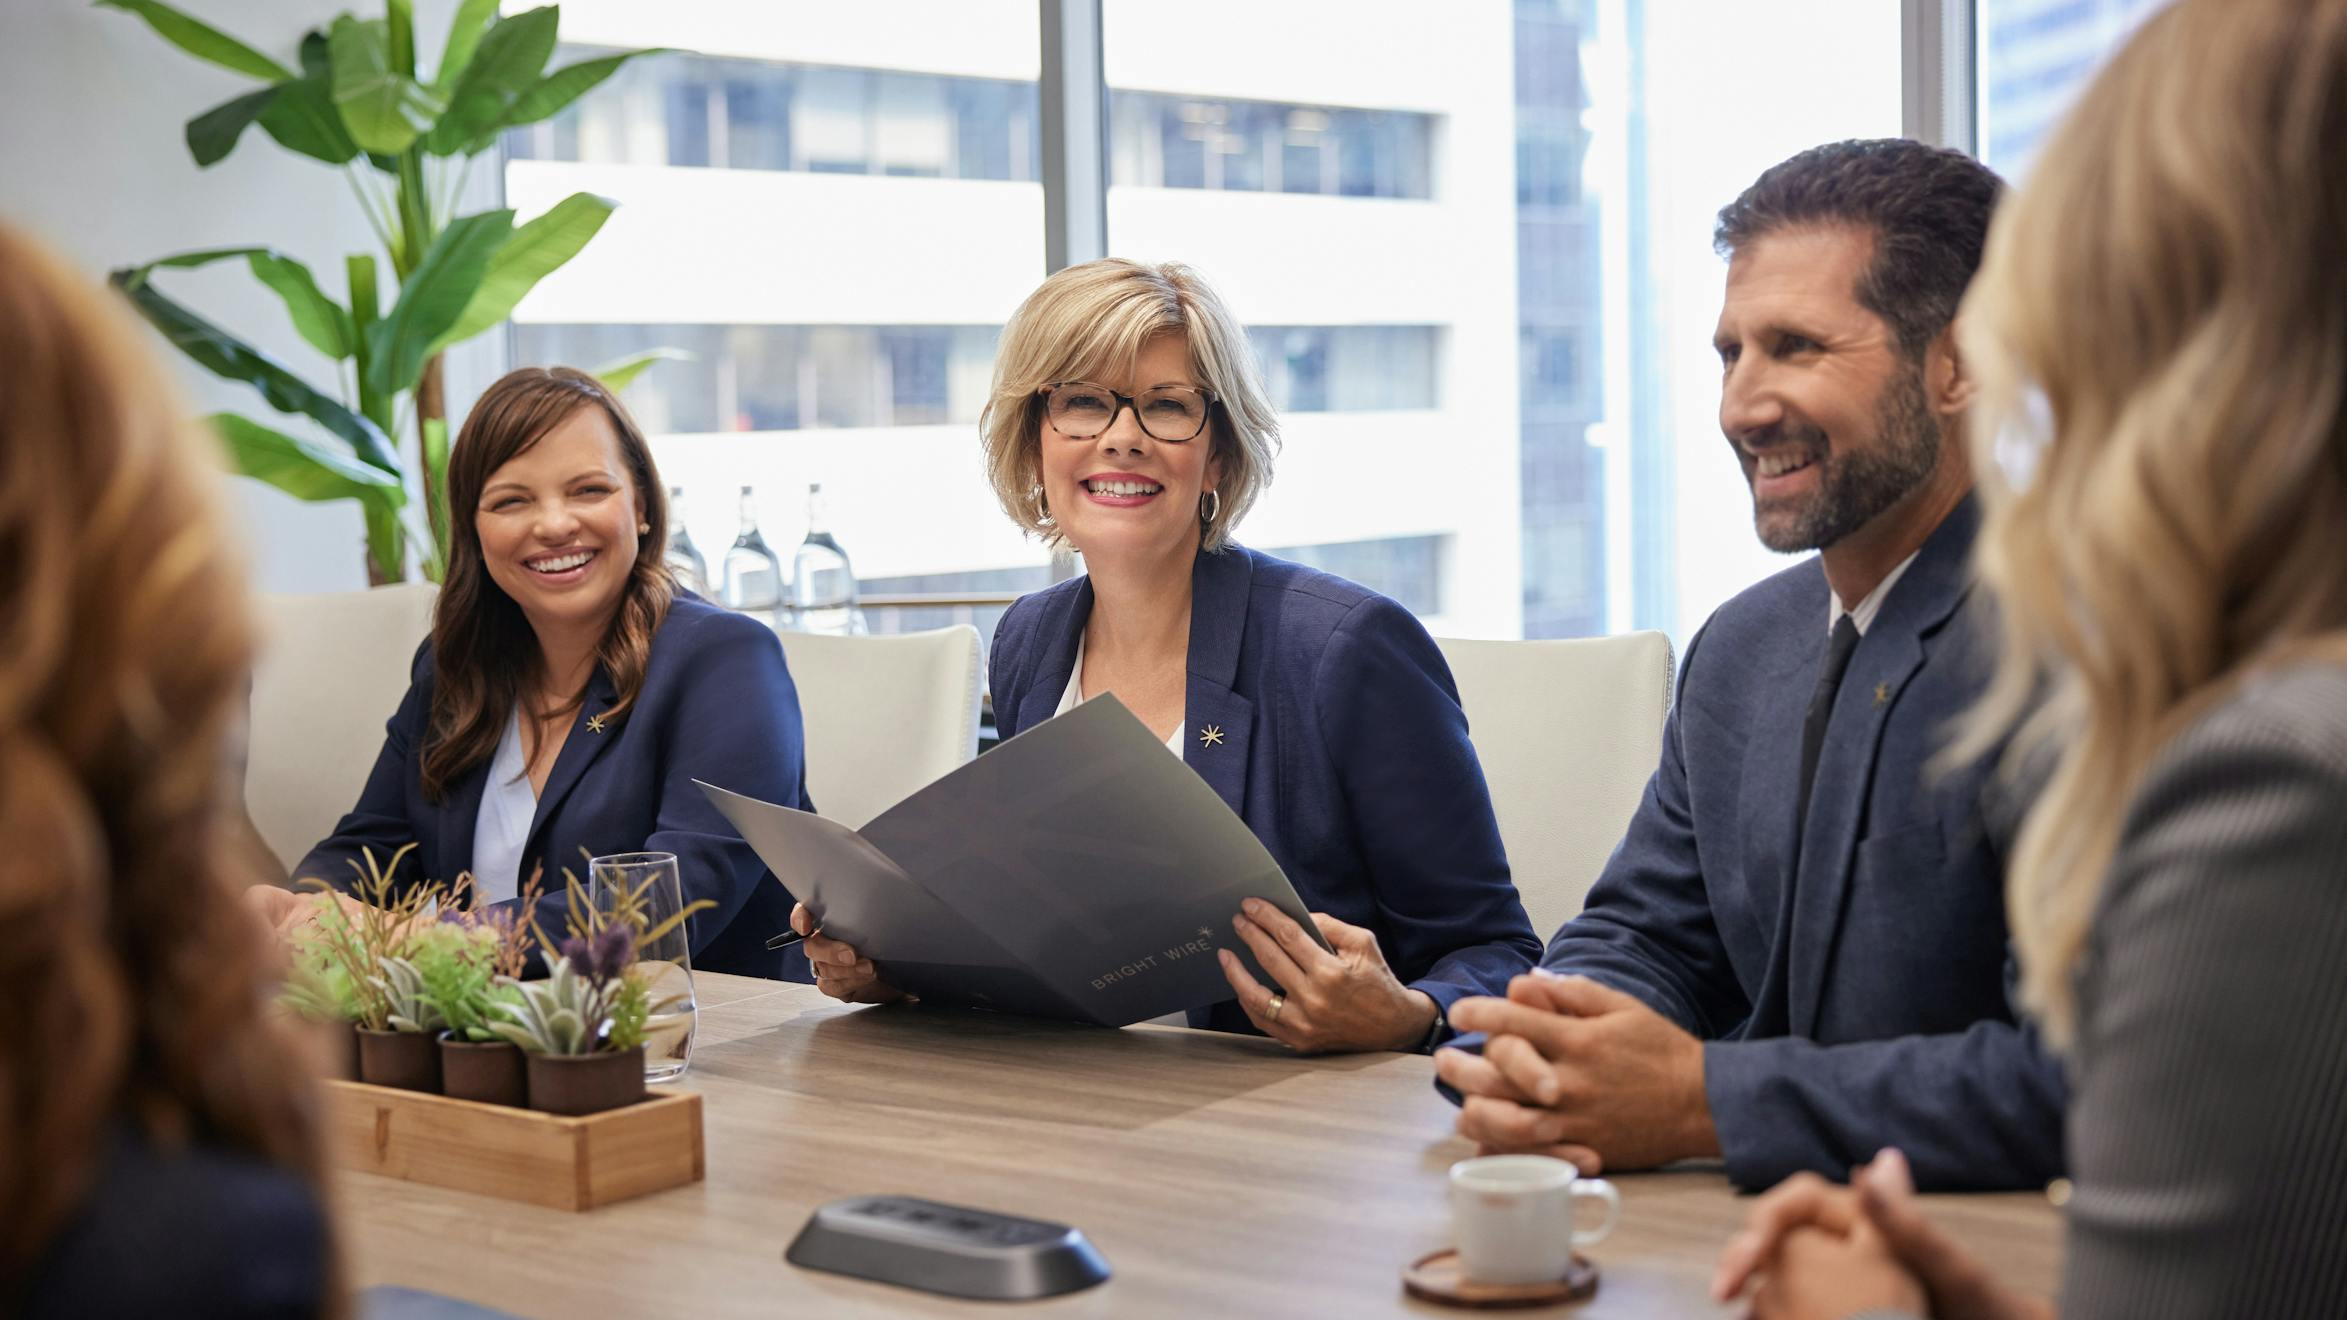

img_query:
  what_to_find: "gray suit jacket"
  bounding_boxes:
[2059,661,2347,1319]
[1540,497,2069,1190]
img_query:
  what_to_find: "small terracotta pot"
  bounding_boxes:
[526,1045,646,1116]
[357,1027,442,1093]
[439,1034,526,1108]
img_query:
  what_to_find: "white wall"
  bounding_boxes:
[0,0,506,593]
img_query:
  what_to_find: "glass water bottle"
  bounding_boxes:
[662,485,710,596]
[787,482,865,635]
[720,485,786,628]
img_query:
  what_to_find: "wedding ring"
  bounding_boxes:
[1267,991,1286,1022]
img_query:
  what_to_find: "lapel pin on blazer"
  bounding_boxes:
[586,713,608,734]
[1198,724,1224,748]
[1873,682,1891,707]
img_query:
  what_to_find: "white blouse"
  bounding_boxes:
[1056,633,1184,758]
[468,709,534,905]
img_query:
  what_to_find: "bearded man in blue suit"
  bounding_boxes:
[1437,140,2066,1192]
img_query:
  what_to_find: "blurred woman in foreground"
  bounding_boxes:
[1714,2,2347,1316]
[0,224,331,1315]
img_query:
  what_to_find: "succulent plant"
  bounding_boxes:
[485,956,612,1056]
[279,914,361,1024]
[373,954,446,1035]
[409,921,501,1040]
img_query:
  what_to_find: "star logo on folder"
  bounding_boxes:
[1199,724,1224,747]
[586,714,607,734]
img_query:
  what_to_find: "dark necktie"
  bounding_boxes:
[1797,614,1862,837]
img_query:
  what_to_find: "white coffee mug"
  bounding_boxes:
[1448,1154,1623,1285]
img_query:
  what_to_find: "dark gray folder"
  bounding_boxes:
[698,694,1326,1026]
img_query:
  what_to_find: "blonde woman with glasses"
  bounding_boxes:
[791,258,1540,1053]
[1713,1,2347,1316]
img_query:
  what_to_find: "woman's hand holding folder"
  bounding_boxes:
[792,903,912,1005]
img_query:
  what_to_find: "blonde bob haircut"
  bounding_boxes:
[1953,0,2347,1046]
[980,258,1279,553]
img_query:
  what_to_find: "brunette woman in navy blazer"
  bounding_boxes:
[791,260,1539,1051]
[258,368,813,979]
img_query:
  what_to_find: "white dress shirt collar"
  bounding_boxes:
[1832,550,1921,637]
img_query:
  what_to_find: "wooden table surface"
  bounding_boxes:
[342,973,2065,1317]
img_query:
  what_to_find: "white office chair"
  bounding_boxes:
[775,625,983,829]
[1434,631,1675,939]
[248,582,440,874]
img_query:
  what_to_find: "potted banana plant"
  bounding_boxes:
[97,0,671,582]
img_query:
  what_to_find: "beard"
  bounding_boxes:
[1746,364,1942,553]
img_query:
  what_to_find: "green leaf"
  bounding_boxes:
[501,49,664,132]
[208,413,403,502]
[248,253,356,359]
[430,192,612,354]
[386,0,416,77]
[420,415,452,581]
[433,0,500,93]
[259,36,359,165]
[425,5,557,156]
[110,265,399,474]
[363,209,514,398]
[185,85,280,167]
[592,347,692,393]
[328,16,445,155]
[365,500,409,583]
[96,0,294,82]
[130,247,354,360]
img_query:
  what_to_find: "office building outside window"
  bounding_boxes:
[508,0,1910,650]
[1978,0,2168,176]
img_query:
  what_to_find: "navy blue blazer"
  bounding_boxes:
[16,1125,327,1318]
[990,544,1541,1039]
[295,593,813,979]
[1537,496,2066,1190]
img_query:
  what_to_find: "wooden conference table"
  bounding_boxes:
[343,973,2065,1318]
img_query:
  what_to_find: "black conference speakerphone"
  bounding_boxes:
[786,1195,1111,1300]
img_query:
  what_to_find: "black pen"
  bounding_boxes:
[766,927,816,951]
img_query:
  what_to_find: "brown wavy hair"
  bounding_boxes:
[1954,0,2347,1044]
[421,367,674,801]
[0,227,331,1278]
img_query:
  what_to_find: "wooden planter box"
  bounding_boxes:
[323,1079,704,1211]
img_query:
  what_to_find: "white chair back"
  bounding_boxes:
[776,625,983,829]
[1434,631,1675,939]
[248,583,440,873]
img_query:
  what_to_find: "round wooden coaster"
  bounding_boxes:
[1402,1249,1598,1309]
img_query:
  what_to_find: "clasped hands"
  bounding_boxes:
[1710,1147,2049,1320]
[791,897,1438,1054]
[1434,970,1718,1175]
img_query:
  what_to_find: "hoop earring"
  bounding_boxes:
[1200,489,1221,525]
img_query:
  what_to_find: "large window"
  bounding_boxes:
[1110,92,1433,198]
[508,49,1039,181]
[505,2,1949,649]
[1978,0,2167,176]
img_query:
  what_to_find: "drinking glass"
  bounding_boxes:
[588,851,698,1084]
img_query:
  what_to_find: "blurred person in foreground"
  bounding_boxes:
[0,222,332,1316]
[1715,2,2347,1316]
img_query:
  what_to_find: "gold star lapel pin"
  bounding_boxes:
[1873,682,1891,707]
[1199,724,1225,748]
[586,713,608,734]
